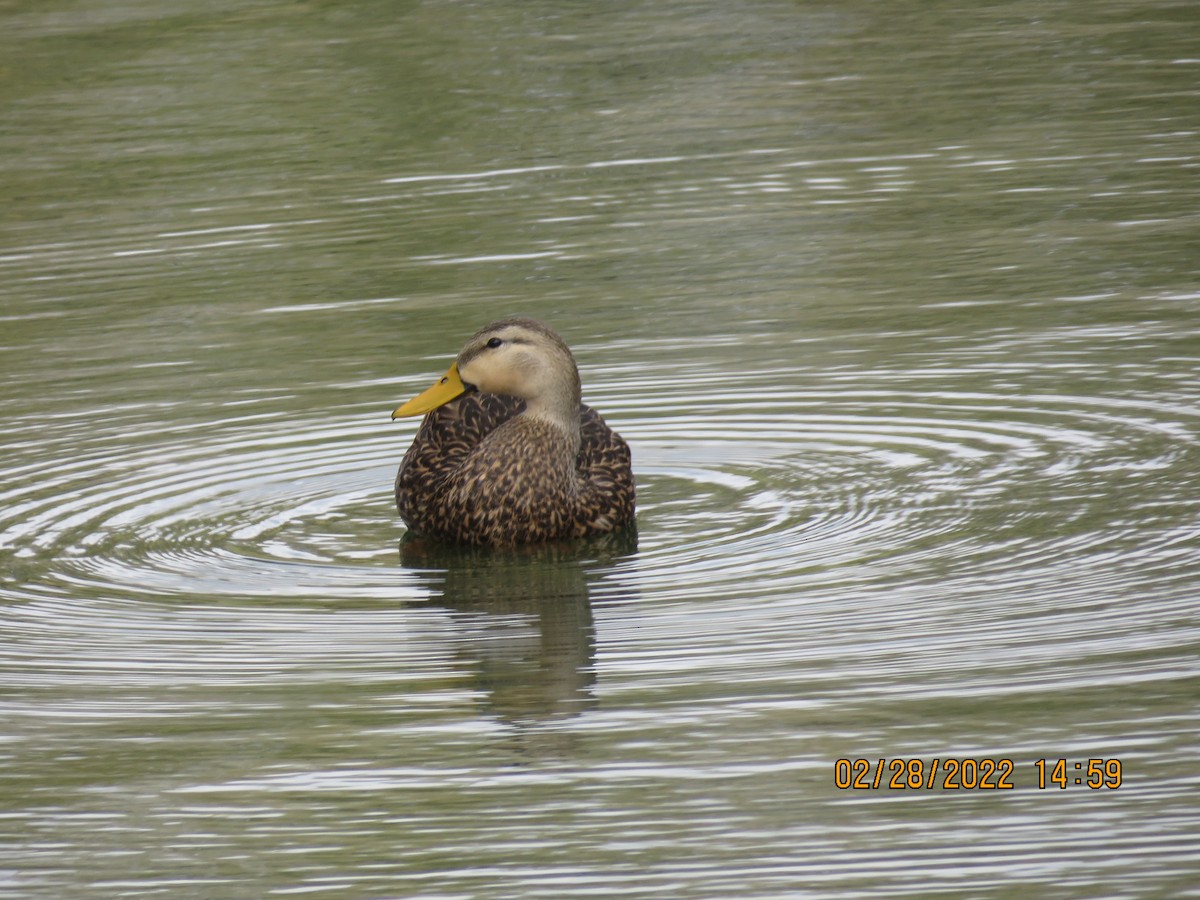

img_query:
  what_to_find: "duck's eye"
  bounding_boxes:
[486,337,503,349]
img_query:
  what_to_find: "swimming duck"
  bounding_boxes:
[392,317,635,546]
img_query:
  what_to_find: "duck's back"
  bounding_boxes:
[396,392,634,545]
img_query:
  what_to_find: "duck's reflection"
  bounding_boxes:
[400,529,636,728]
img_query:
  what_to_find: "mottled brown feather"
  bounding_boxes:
[396,391,636,546]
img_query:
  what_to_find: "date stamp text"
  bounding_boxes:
[833,758,1123,790]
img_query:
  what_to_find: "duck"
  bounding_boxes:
[391,317,636,547]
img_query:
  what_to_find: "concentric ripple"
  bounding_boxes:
[3,331,1196,634]
[606,362,1199,609]
[0,407,425,604]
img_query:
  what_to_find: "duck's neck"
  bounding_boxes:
[521,390,582,455]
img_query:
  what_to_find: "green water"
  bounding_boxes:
[2,1,1198,896]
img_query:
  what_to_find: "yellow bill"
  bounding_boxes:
[392,364,467,418]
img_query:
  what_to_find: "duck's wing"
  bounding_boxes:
[575,404,636,533]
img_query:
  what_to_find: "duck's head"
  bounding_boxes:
[393,318,582,426]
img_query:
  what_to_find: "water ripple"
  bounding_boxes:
[3,336,1194,655]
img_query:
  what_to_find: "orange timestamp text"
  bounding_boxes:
[833,758,1124,790]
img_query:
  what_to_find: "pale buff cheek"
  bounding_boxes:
[502,355,544,397]
[494,369,530,397]
[462,354,545,399]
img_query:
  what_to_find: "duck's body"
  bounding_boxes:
[393,318,635,547]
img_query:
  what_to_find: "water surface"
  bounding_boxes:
[2,0,1199,896]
